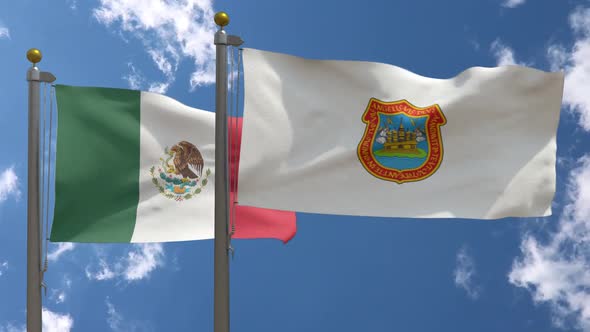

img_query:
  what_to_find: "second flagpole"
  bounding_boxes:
[213,12,243,332]
[26,48,55,332]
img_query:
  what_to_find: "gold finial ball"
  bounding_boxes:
[26,48,42,64]
[214,12,230,27]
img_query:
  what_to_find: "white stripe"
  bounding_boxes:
[133,91,215,242]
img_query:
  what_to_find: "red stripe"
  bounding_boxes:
[228,117,297,243]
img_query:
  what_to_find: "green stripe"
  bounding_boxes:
[50,85,141,242]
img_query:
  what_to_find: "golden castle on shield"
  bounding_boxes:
[380,121,423,154]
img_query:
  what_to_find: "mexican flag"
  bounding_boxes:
[50,85,296,243]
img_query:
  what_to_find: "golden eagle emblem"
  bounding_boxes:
[149,141,211,201]
[170,141,204,180]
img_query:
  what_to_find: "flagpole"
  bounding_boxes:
[25,48,55,332]
[213,12,243,332]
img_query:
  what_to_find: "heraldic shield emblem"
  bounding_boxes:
[357,98,447,184]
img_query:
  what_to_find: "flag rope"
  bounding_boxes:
[234,48,242,211]
[226,46,243,258]
[227,46,239,258]
[38,83,54,296]
[39,82,47,273]
[231,46,236,233]
[41,85,55,294]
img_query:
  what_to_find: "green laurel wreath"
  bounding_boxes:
[149,166,211,201]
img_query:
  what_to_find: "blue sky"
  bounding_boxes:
[1,0,590,331]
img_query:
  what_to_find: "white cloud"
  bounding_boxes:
[123,243,164,280]
[47,243,76,262]
[147,49,175,78]
[0,323,24,332]
[147,81,170,94]
[66,0,77,11]
[105,297,151,331]
[547,7,590,131]
[93,0,217,91]
[571,7,590,36]
[0,23,9,40]
[42,308,74,332]
[453,246,481,299]
[106,297,123,331]
[0,167,19,203]
[547,44,569,71]
[50,275,72,304]
[54,291,66,304]
[122,62,169,93]
[469,39,480,51]
[0,261,7,276]
[502,0,526,8]
[1,309,74,332]
[509,156,590,331]
[510,10,590,325]
[490,39,526,66]
[85,258,116,281]
[86,244,164,282]
[123,62,144,90]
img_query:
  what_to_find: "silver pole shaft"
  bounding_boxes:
[26,65,42,332]
[214,28,230,332]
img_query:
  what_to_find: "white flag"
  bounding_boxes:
[237,48,564,219]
